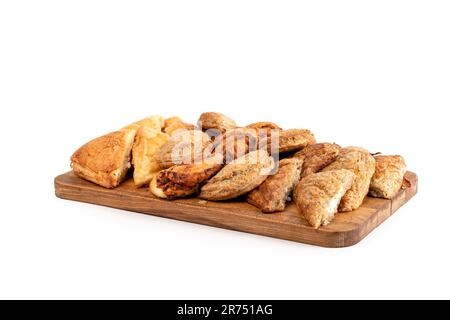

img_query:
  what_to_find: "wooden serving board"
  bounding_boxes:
[54,171,417,248]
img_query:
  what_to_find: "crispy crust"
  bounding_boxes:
[245,123,281,155]
[164,116,183,128]
[123,115,165,132]
[246,122,282,130]
[322,147,376,212]
[199,150,275,201]
[151,159,223,199]
[212,128,259,161]
[247,158,303,213]
[369,155,407,199]
[275,129,316,153]
[132,127,170,187]
[158,130,211,169]
[163,116,196,136]
[198,112,237,133]
[294,143,341,179]
[150,178,168,199]
[71,129,136,188]
[294,169,355,228]
[134,116,164,129]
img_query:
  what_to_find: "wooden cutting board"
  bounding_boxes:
[54,171,417,248]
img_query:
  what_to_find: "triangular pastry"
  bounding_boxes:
[369,155,407,199]
[294,169,355,229]
[150,157,223,199]
[294,143,341,179]
[71,129,136,188]
[199,150,275,201]
[247,158,303,213]
[322,147,376,212]
[132,126,169,187]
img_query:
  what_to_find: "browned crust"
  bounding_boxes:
[369,155,407,199]
[158,130,211,169]
[153,161,223,199]
[163,116,197,136]
[212,128,260,161]
[163,116,183,129]
[277,129,316,153]
[322,147,376,212]
[246,122,282,130]
[131,127,170,187]
[198,112,237,133]
[199,150,275,201]
[294,169,355,228]
[70,129,136,188]
[247,158,302,213]
[245,123,282,155]
[122,115,165,132]
[294,143,341,179]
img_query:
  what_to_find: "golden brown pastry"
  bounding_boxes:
[322,147,376,212]
[123,115,165,132]
[278,129,316,153]
[212,128,259,161]
[261,129,316,154]
[246,122,281,150]
[158,130,211,169]
[199,150,275,201]
[294,169,355,228]
[71,129,136,188]
[246,122,282,130]
[198,112,237,134]
[247,158,303,213]
[164,116,184,129]
[132,127,170,187]
[294,143,341,179]
[163,116,196,136]
[369,155,407,199]
[135,116,164,129]
[150,158,223,199]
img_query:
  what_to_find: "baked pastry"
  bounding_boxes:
[322,147,376,212]
[158,130,211,169]
[212,128,259,161]
[164,116,184,129]
[123,115,165,132]
[199,150,275,201]
[262,129,316,154]
[132,127,170,187]
[134,116,164,129]
[278,129,316,153]
[246,122,281,149]
[150,158,223,199]
[247,158,303,213]
[294,169,355,228]
[163,116,196,136]
[294,143,341,179]
[246,122,282,130]
[369,155,407,199]
[198,112,237,134]
[71,129,136,188]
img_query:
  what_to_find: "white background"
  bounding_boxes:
[1,1,449,299]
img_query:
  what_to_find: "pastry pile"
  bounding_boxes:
[70,112,408,229]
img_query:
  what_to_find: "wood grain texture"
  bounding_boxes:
[54,171,418,247]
